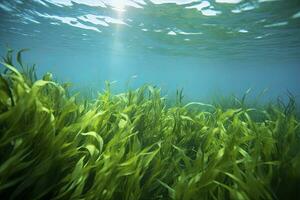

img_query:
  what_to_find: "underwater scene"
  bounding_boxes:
[0,0,300,199]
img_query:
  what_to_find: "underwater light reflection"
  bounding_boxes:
[109,0,126,12]
[107,0,127,80]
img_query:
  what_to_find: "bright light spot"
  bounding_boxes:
[201,9,221,16]
[103,16,127,25]
[216,0,242,4]
[264,21,288,28]
[232,4,256,14]
[50,22,60,25]
[24,16,40,24]
[238,29,248,33]
[78,14,109,27]
[231,9,242,13]
[44,0,72,7]
[167,31,177,35]
[0,3,13,12]
[33,0,49,7]
[186,1,210,10]
[292,11,300,19]
[35,12,101,32]
[151,0,197,5]
[258,0,279,2]
[45,0,106,7]
[107,0,126,12]
[178,31,202,35]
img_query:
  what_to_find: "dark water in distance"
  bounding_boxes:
[0,0,300,101]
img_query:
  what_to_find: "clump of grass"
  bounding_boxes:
[0,50,299,200]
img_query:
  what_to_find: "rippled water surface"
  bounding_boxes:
[0,0,300,100]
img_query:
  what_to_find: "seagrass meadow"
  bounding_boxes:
[0,50,299,200]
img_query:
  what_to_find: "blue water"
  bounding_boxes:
[0,0,300,102]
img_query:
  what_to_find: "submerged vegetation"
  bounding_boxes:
[0,50,300,200]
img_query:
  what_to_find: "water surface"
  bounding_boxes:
[0,0,300,101]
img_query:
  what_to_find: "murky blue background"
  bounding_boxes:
[0,0,300,101]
